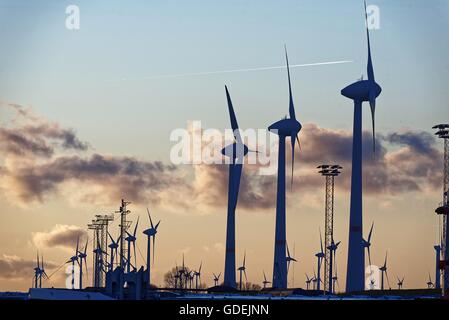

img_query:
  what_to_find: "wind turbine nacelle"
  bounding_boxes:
[341,80,381,101]
[221,142,248,161]
[268,119,302,137]
[143,229,157,236]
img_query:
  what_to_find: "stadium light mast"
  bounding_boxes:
[433,124,449,296]
[318,164,342,294]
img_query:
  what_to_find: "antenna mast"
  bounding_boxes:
[318,164,342,294]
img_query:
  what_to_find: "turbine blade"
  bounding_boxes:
[147,208,154,229]
[155,220,161,230]
[108,231,114,244]
[244,270,248,282]
[284,45,296,120]
[364,1,375,82]
[133,242,137,269]
[224,85,242,145]
[367,246,372,269]
[133,217,140,237]
[320,231,324,253]
[368,221,374,243]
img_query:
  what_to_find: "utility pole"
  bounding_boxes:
[433,124,449,296]
[318,164,342,294]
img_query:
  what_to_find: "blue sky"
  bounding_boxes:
[0,0,448,161]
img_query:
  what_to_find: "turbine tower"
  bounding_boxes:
[379,252,390,290]
[221,86,249,288]
[434,243,441,290]
[268,47,302,289]
[317,164,342,293]
[341,2,382,292]
[433,123,449,295]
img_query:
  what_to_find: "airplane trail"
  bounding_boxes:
[112,60,353,82]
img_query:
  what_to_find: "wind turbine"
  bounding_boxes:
[67,237,80,289]
[143,208,160,286]
[262,271,271,289]
[194,262,202,290]
[363,222,374,271]
[222,85,250,289]
[238,252,247,291]
[125,217,139,273]
[397,276,404,290]
[213,272,221,287]
[342,1,382,292]
[286,243,297,278]
[40,255,49,288]
[107,232,120,271]
[312,269,318,290]
[33,252,41,288]
[268,46,302,289]
[379,251,390,290]
[427,273,434,289]
[77,240,88,289]
[327,239,341,294]
[315,232,325,291]
[305,273,312,290]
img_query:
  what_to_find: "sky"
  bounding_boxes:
[0,0,448,292]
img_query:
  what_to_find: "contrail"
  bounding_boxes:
[112,60,353,82]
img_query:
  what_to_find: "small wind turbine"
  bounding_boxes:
[125,217,139,273]
[67,237,80,289]
[305,273,312,290]
[397,276,404,290]
[363,222,374,273]
[194,262,202,290]
[77,240,88,289]
[315,231,325,291]
[213,272,221,287]
[379,251,390,290]
[238,252,247,291]
[312,269,318,290]
[40,255,49,288]
[107,232,120,271]
[143,208,160,285]
[262,271,271,289]
[427,273,434,289]
[286,243,297,277]
[33,252,41,288]
[328,239,341,294]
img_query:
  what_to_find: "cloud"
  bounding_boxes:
[32,225,88,251]
[0,103,442,213]
[0,254,57,280]
[0,103,88,159]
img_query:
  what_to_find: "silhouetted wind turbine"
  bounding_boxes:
[221,86,249,289]
[125,217,139,273]
[269,46,302,289]
[107,232,120,271]
[33,252,41,288]
[67,237,80,289]
[363,222,374,270]
[238,252,247,291]
[379,251,390,290]
[143,208,160,285]
[315,232,325,291]
[434,241,442,289]
[194,262,202,290]
[213,272,221,287]
[427,273,434,289]
[327,239,341,294]
[397,276,404,290]
[40,255,49,288]
[286,243,297,277]
[305,273,312,290]
[342,1,382,293]
[262,271,271,289]
[77,240,88,289]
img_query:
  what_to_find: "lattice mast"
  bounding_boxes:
[318,164,342,293]
[433,124,449,295]
[116,199,131,269]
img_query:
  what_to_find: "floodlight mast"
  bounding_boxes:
[317,164,342,294]
[433,124,449,296]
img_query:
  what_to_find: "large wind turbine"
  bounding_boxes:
[221,85,249,288]
[363,222,374,270]
[268,47,302,289]
[77,240,88,289]
[342,1,382,292]
[315,232,325,291]
[125,217,139,273]
[379,251,390,290]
